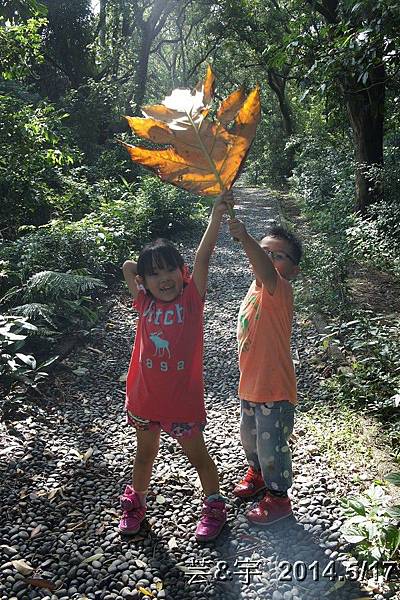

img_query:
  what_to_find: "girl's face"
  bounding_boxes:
[141,261,184,302]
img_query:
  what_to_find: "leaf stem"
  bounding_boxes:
[187,112,235,219]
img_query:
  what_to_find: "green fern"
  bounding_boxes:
[11,303,58,329]
[24,271,106,302]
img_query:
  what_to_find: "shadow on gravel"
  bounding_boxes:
[250,517,366,600]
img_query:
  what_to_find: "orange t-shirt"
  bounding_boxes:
[237,274,297,404]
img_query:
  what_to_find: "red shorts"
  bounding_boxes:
[126,410,206,439]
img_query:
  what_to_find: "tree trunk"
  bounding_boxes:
[345,64,385,215]
[267,69,296,176]
[132,24,152,115]
[99,0,107,47]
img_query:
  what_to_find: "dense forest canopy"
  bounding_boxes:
[1,0,399,398]
[2,0,399,224]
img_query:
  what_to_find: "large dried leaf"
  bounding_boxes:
[122,66,260,196]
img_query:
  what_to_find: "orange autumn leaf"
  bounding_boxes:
[121,66,260,197]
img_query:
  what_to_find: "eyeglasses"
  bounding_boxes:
[264,248,296,265]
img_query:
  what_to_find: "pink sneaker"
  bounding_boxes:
[118,485,146,535]
[195,498,227,542]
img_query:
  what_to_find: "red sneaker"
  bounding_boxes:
[246,492,293,525]
[195,498,227,542]
[233,467,266,498]
[118,485,146,535]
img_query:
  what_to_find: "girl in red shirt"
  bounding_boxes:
[120,191,233,542]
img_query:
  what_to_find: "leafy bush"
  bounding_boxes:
[243,113,292,186]
[341,474,400,565]
[0,90,78,235]
[346,143,400,280]
[320,312,400,451]
[1,271,106,339]
[0,314,57,419]
[294,230,350,315]
[290,134,355,235]
[0,176,207,292]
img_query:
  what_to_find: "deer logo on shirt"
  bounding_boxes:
[149,331,171,357]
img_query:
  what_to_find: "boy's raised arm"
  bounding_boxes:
[122,260,140,299]
[229,219,277,294]
[192,190,233,297]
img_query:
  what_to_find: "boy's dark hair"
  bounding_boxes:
[137,238,184,278]
[265,225,303,265]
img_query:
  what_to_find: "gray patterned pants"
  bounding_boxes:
[240,400,295,492]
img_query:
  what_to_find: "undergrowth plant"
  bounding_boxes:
[0,314,58,420]
[1,270,107,338]
[341,473,400,566]
[319,311,400,453]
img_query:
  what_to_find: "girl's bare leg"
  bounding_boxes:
[178,432,220,496]
[132,429,160,492]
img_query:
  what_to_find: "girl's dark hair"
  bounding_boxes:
[265,225,303,265]
[137,238,184,278]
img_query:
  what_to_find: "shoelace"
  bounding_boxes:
[242,468,261,484]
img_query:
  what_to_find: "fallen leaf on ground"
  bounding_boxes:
[168,537,178,550]
[82,447,93,463]
[87,346,104,355]
[72,367,89,376]
[81,553,104,564]
[135,559,147,568]
[48,487,64,501]
[25,578,56,591]
[12,559,34,575]
[324,579,346,595]
[67,521,86,531]
[138,587,154,597]
[30,525,42,539]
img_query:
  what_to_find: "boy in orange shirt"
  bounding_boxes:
[228,218,302,525]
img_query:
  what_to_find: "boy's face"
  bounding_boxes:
[260,236,300,280]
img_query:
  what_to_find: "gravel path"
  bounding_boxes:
[0,189,392,600]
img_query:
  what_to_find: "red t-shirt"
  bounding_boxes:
[125,276,206,422]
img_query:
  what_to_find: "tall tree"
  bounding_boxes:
[36,0,96,99]
[129,0,178,114]
[286,0,400,213]
[217,0,297,176]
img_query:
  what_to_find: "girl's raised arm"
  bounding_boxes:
[122,260,141,299]
[192,190,234,297]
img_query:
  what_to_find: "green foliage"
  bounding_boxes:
[1,270,106,338]
[290,134,355,234]
[37,0,95,98]
[0,91,78,235]
[341,478,400,564]
[346,139,400,278]
[0,15,47,80]
[0,314,57,417]
[61,80,122,161]
[295,231,350,315]
[321,312,400,451]
[0,176,206,291]
[290,131,356,315]
[243,111,291,187]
